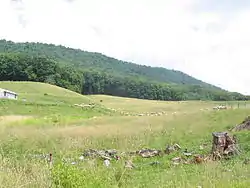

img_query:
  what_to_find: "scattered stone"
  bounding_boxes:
[28,128,245,171]
[79,156,84,160]
[172,157,182,163]
[231,116,250,131]
[137,149,162,158]
[183,149,192,157]
[106,149,117,156]
[165,143,181,154]
[83,149,117,160]
[104,159,111,167]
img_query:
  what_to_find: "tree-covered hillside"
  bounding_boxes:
[0,39,218,88]
[0,39,248,101]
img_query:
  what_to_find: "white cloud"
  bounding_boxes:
[0,0,250,94]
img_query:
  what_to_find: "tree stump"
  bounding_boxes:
[211,132,239,160]
[212,132,227,160]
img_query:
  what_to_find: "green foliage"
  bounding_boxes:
[0,39,248,101]
[0,84,250,187]
[81,70,248,101]
[51,163,86,188]
[0,39,215,87]
[51,163,116,188]
[0,53,83,93]
[0,82,113,127]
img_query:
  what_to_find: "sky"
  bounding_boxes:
[0,0,250,94]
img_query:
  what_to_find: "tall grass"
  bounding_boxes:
[0,81,249,187]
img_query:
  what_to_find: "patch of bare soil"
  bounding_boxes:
[231,116,250,131]
[0,115,32,124]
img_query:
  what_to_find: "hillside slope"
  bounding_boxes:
[0,81,92,104]
[0,40,247,101]
[0,81,111,119]
[0,39,218,89]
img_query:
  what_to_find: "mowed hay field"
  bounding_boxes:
[0,81,250,188]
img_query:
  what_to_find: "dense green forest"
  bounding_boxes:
[0,39,248,101]
[0,39,219,88]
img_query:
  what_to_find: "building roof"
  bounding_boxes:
[0,88,17,95]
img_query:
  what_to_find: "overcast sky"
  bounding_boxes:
[0,0,250,94]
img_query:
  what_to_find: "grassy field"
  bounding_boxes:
[0,81,250,188]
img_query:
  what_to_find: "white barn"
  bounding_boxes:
[0,88,18,100]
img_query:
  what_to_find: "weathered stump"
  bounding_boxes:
[212,132,227,160]
[211,132,239,160]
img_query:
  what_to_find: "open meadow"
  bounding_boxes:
[0,81,250,188]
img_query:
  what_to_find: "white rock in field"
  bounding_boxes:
[104,159,110,167]
[79,156,84,160]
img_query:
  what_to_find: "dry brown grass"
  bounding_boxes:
[2,108,208,140]
[0,115,32,125]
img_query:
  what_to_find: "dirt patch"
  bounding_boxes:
[0,115,32,124]
[231,116,250,131]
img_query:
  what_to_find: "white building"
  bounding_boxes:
[0,88,18,100]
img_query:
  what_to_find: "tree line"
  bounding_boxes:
[0,39,222,89]
[0,53,248,101]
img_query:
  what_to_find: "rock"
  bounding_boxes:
[183,149,192,157]
[172,157,182,163]
[183,152,192,157]
[172,162,180,165]
[104,159,111,167]
[231,116,250,131]
[79,156,84,160]
[165,143,181,154]
[137,149,161,158]
[125,160,135,169]
[106,149,117,156]
[83,149,117,160]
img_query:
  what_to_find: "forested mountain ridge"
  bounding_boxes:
[0,39,218,89]
[0,39,248,101]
